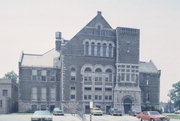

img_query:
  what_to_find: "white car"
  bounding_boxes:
[175,110,180,114]
[31,110,53,121]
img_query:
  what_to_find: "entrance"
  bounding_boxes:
[85,105,90,114]
[106,105,111,114]
[123,98,132,114]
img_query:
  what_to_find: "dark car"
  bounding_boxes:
[109,108,122,116]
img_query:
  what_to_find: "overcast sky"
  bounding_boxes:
[0,0,180,102]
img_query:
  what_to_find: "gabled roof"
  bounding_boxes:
[139,60,160,73]
[85,11,112,29]
[20,48,60,68]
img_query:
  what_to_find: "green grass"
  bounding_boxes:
[167,115,180,119]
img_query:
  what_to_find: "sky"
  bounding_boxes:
[0,0,180,102]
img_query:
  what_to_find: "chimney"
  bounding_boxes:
[55,32,62,52]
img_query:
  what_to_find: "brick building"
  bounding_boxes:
[0,79,18,113]
[18,11,160,114]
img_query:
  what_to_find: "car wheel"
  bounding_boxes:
[150,119,154,121]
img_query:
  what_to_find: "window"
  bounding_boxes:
[84,76,92,81]
[95,68,102,73]
[103,43,107,57]
[109,96,112,100]
[146,80,149,85]
[95,87,102,91]
[41,88,47,101]
[32,105,37,111]
[0,100,2,108]
[121,73,125,81]
[105,96,108,100]
[95,95,98,100]
[71,95,76,100]
[2,90,8,96]
[84,67,92,72]
[41,105,46,110]
[91,42,95,56]
[84,87,91,91]
[70,67,76,81]
[99,95,102,100]
[131,74,135,82]
[88,95,91,100]
[106,69,113,82]
[105,88,112,91]
[108,44,113,57]
[97,43,101,56]
[126,74,130,81]
[97,25,101,35]
[32,87,37,101]
[71,87,76,90]
[84,95,88,100]
[70,76,76,81]
[41,76,46,81]
[85,42,89,55]
[32,76,37,81]
[32,70,37,81]
[50,88,56,101]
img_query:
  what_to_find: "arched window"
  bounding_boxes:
[103,43,107,57]
[70,67,76,81]
[97,43,101,56]
[95,68,102,73]
[84,67,92,72]
[91,42,95,56]
[71,67,76,72]
[108,44,113,57]
[85,42,89,56]
[97,25,101,35]
[106,69,113,82]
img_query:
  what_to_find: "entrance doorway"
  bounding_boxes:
[106,105,111,114]
[123,98,132,114]
[85,105,90,114]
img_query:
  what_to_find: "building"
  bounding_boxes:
[18,11,160,114]
[0,79,18,113]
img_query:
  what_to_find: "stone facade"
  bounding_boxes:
[19,11,160,114]
[0,79,18,113]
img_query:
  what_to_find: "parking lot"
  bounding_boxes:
[0,114,179,121]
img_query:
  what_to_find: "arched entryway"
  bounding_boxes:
[123,98,132,114]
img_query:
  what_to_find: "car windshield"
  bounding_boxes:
[149,111,160,115]
[34,111,51,115]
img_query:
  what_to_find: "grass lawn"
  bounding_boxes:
[167,115,180,119]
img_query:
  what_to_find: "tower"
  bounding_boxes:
[114,27,141,113]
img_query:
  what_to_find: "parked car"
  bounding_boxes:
[53,108,64,116]
[174,110,180,114]
[109,108,122,116]
[138,111,170,121]
[129,110,138,116]
[90,107,103,116]
[31,110,52,121]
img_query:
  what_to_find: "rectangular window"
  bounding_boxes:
[105,88,112,91]
[95,87,102,91]
[95,95,98,100]
[32,105,37,111]
[121,73,125,81]
[99,95,102,100]
[84,76,88,81]
[88,95,91,100]
[0,100,2,108]
[32,87,37,101]
[105,77,109,82]
[50,88,56,101]
[50,76,55,81]
[126,74,130,81]
[41,105,46,110]
[41,76,46,81]
[109,96,112,100]
[32,70,37,75]
[84,87,91,91]
[105,96,108,100]
[131,74,135,82]
[41,87,47,101]
[71,87,76,90]
[95,77,98,81]
[84,95,88,100]
[2,90,8,96]
[70,76,76,81]
[71,95,76,99]
[41,70,47,76]
[146,80,149,85]
[32,75,37,81]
